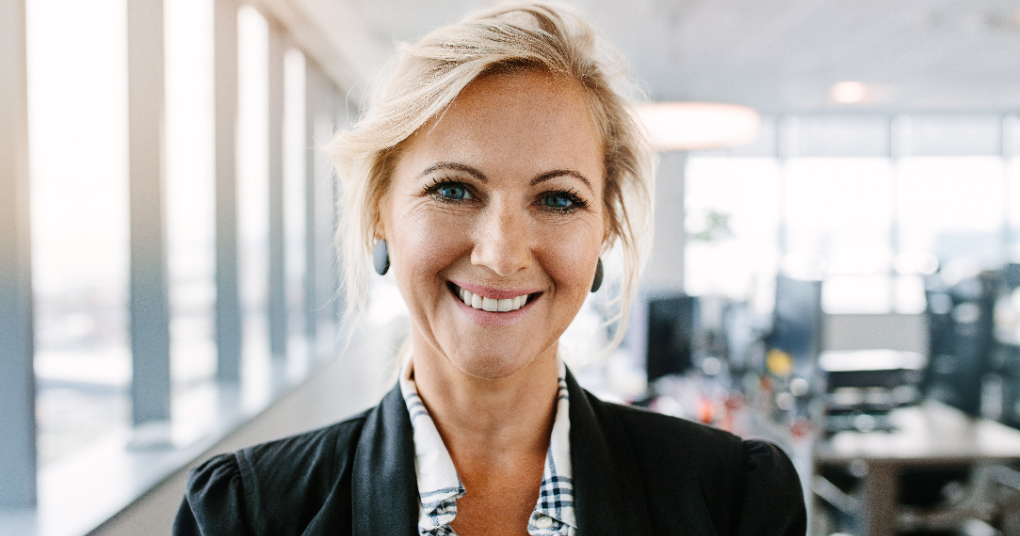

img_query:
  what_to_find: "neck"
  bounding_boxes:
[410,338,560,464]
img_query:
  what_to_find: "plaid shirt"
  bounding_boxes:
[400,357,577,536]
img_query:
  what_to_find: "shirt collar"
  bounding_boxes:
[399,355,576,535]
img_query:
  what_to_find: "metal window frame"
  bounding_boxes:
[0,0,37,510]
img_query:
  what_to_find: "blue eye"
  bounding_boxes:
[543,193,574,209]
[437,184,469,200]
[422,178,475,203]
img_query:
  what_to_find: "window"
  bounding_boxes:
[685,118,1018,316]
[166,0,217,396]
[28,0,130,467]
[6,0,347,531]
[897,156,1007,267]
[684,157,781,314]
[237,6,273,404]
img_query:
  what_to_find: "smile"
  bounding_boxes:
[448,283,538,313]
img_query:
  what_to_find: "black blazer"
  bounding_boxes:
[173,370,806,535]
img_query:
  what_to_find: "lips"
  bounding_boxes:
[448,282,540,313]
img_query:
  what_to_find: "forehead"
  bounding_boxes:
[396,69,604,182]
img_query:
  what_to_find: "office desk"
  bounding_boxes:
[815,400,1020,536]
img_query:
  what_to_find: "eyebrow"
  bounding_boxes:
[530,169,593,190]
[416,162,487,182]
[418,162,593,190]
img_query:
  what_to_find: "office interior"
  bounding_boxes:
[3,0,1020,535]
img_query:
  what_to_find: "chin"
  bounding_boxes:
[446,345,545,380]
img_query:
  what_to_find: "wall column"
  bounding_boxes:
[266,20,287,360]
[0,0,37,509]
[330,85,350,326]
[303,62,321,351]
[1002,115,1014,260]
[644,152,687,293]
[214,0,242,381]
[127,0,171,426]
[310,69,342,359]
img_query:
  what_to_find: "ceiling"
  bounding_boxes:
[342,0,1020,114]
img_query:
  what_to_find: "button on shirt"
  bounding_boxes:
[400,357,577,536]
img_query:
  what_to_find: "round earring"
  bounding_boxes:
[373,240,390,275]
[590,257,604,293]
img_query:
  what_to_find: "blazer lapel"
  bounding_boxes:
[567,369,654,535]
[348,372,657,534]
[351,383,419,535]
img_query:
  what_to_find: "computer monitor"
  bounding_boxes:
[994,343,1020,428]
[768,275,823,376]
[721,300,756,372]
[1003,263,1020,290]
[922,274,995,417]
[645,295,698,383]
[990,268,1020,426]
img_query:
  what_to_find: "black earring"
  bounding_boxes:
[591,257,604,293]
[373,240,390,275]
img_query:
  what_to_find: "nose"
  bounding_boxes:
[470,201,532,277]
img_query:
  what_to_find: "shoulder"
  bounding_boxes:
[733,439,807,534]
[179,409,372,535]
[593,393,799,472]
[234,409,370,487]
[610,401,800,469]
[602,396,802,490]
[588,394,806,534]
[596,395,746,471]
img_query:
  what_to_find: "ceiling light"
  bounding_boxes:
[633,102,760,152]
[830,81,868,105]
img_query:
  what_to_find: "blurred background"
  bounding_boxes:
[3,0,1020,535]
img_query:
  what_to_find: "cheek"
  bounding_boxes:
[390,210,470,292]
[535,222,603,294]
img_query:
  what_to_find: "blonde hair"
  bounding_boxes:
[327,1,653,350]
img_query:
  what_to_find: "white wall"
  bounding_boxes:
[645,152,686,292]
[823,313,928,355]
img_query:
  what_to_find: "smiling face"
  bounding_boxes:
[379,69,605,380]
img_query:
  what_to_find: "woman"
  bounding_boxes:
[174,3,806,535]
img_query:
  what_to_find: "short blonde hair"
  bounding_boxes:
[327,1,653,349]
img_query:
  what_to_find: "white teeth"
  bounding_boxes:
[456,286,531,313]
